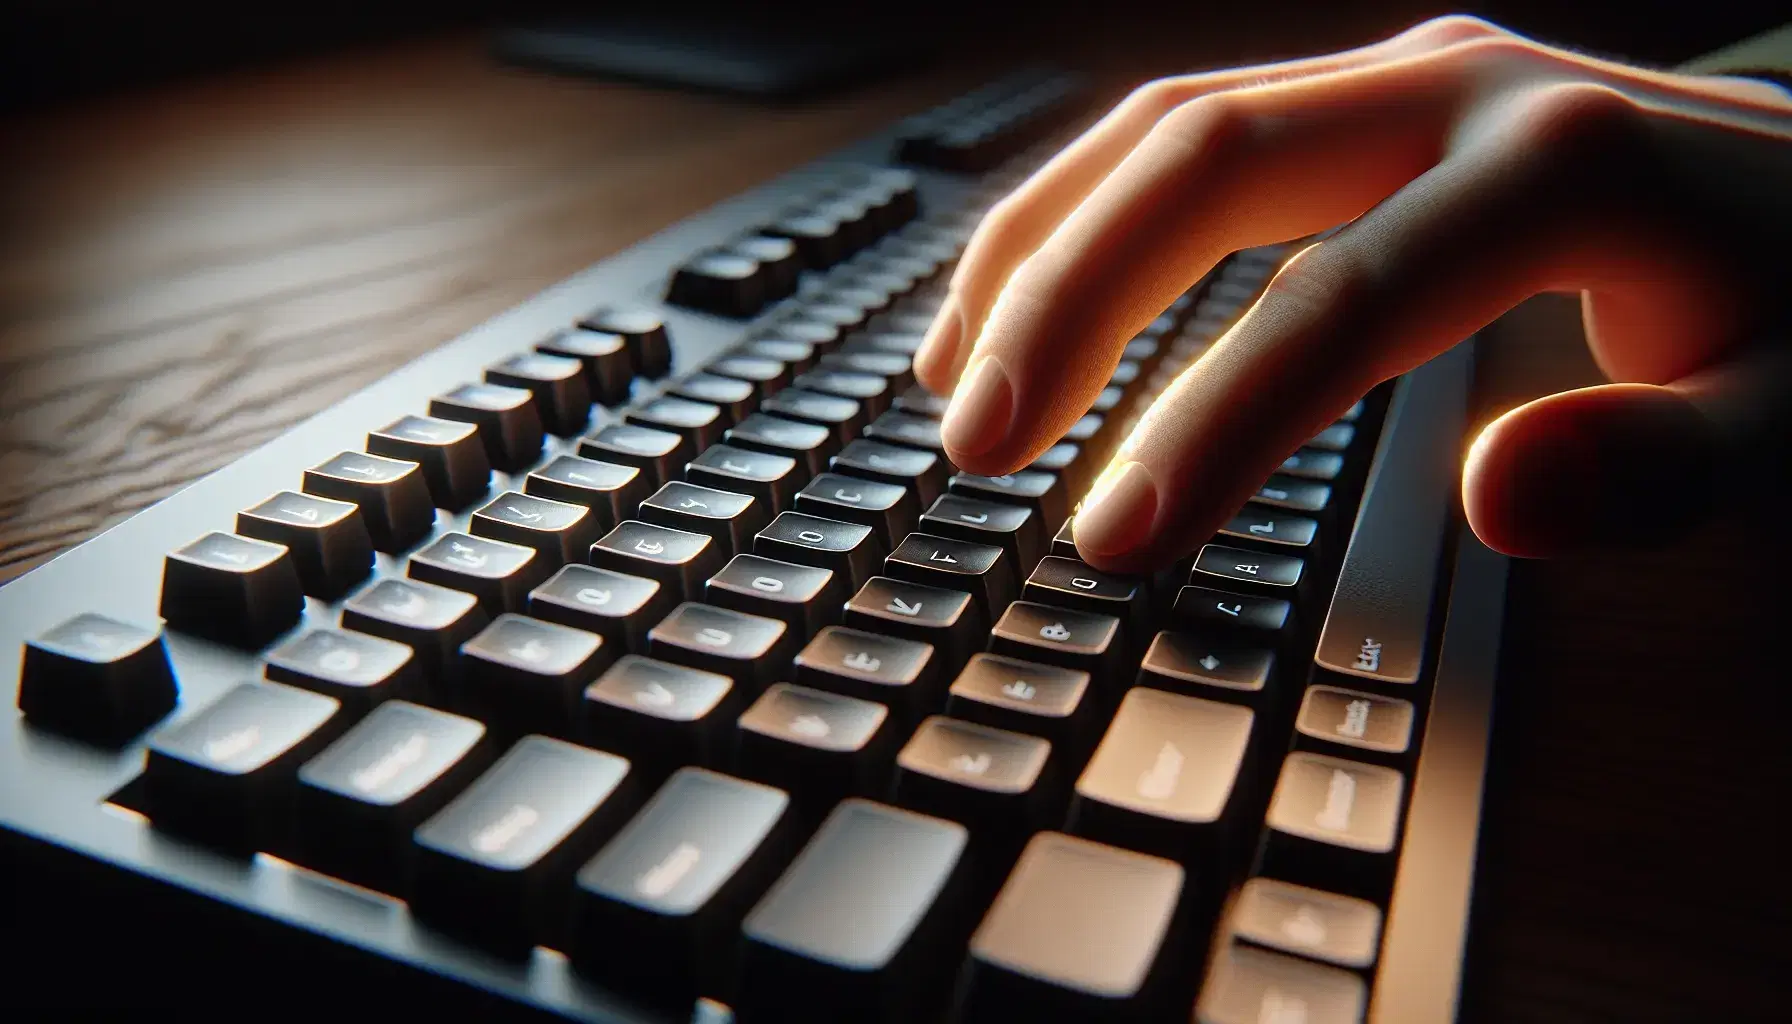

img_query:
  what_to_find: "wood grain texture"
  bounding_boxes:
[3,29,1787,1024]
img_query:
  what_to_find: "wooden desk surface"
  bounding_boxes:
[3,32,1786,1023]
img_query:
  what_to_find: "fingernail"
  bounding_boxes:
[942,355,1014,459]
[1074,461,1159,558]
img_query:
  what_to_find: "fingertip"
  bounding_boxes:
[1071,460,1161,567]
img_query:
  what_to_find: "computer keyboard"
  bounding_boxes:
[0,68,1507,1022]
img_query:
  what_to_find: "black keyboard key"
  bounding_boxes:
[736,682,894,802]
[735,800,968,1024]
[989,601,1123,678]
[590,521,724,602]
[885,533,1012,617]
[844,576,983,672]
[1192,544,1305,596]
[411,735,634,951]
[1023,556,1146,639]
[1173,586,1293,638]
[367,415,492,510]
[686,443,802,514]
[792,368,890,416]
[949,468,1066,525]
[302,451,436,553]
[341,578,489,682]
[537,328,633,407]
[818,350,913,392]
[571,768,794,1004]
[1259,752,1405,901]
[1195,944,1366,1024]
[742,335,817,372]
[1027,441,1084,485]
[734,235,802,298]
[1051,516,1078,558]
[864,410,943,453]
[1071,687,1255,863]
[487,352,592,437]
[793,626,938,717]
[1218,508,1319,553]
[1339,398,1364,422]
[711,353,791,395]
[159,532,305,647]
[525,454,647,531]
[892,383,950,418]
[236,491,374,600]
[264,627,421,714]
[796,473,916,550]
[764,211,845,268]
[1307,422,1357,452]
[668,250,766,318]
[841,330,923,358]
[726,413,836,476]
[1253,476,1331,514]
[580,307,671,379]
[706,553,845,636]
[471,491,599,565]
[428,382,546,473]
[144,679,341,849]
[1138,631,1275,701]
[583,655,739,771]
[1225,878,1383,969]
[457,613,613,735]
[893,715,1055,839]
[958,832,1184,1021]
[648,602,795,688]
[761,388,864,440]
[626,395,725,451]
[918,494,1041,574]
[639,481,766,555]
[579,423,688,487]
[1276,448,1344,482]
[1293,685,1416,762]
[945,653,1094,750]
[668,372,756,426]
[529,564,669,654]
[755,512,880,591]
[409,531,547,615]
[1063,412,1104,443]
[17,614,176,743]
[293,700,487,891]
[832,438,945,505]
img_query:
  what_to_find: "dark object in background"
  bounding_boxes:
[491,11,932,98]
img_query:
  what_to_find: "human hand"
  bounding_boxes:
[913,15,1792,571]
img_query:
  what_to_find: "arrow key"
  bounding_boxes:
[583,654,740,772]
[736,683,894,806]
[458,613,614,736]
[530,564,671,654]
[648,602,795,689]
[1138,631,1276,702]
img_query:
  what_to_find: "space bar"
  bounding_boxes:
[1313,341,1472,686]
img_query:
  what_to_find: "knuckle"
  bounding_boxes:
[1157,94,1255,164]
[1440,33,1541,74]
[1505,83,1643,161]
[1404,14,1507,49]
[1124,78,1194,120]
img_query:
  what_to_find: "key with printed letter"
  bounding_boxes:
[957,832,1186,1022]
[990,601,1123,680]
[945,653,1095,752]
[1190,544,1306,600]
[893,715,1056,842]
[583,655,739,772]
[529,564,669,653]
[885,533,1013,618]
[409,532,548,615]
[18,614,178,744]
[918,494,1041,575]
[457,614,614,735]
[735,683,894,805]
[755,512,881,590]
[1259,752,1406,901]
[293,700,488,892]
[367,415,492,511]
[794,626,938,718]
[647,602,795,688]
[706,554,845,636]
[302,452,436,553]
[579,423,687,487]
[686,443,802,514]
[571,768,795,1006]
[1071,687,1255,864]
[487,352,592,437]
[429,382,546,473]
[830,437,945,505]
[949,468,1067,527]
[639,481,766,555]
[845,577,984,673]
[796,473,916,550]
[1023,556,1147,642]
[1173,586,1294,640]
[341,578,490,683]
[589,521,724,602]
[1218,507,1319,555]
[411,735,635,952]
[236,491,374,599]
[159,532,306,647]
[735,800,968,1024]
[144,679,342,850]
[470,491,599,566]
[265,627,422,714]
[525,455,648,531]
